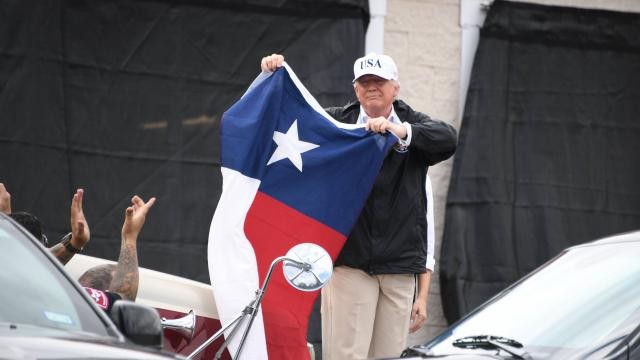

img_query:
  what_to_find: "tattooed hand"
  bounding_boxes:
[122,195,156,241]
[110,195,156,301]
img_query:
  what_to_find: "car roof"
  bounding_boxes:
[570,230,640,250]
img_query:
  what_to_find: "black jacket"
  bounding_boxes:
[325,100,457,274]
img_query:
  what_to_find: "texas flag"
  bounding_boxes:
[208,63,395,359]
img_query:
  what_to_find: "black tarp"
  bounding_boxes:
[0,0,367,282]
[440,0,640,323]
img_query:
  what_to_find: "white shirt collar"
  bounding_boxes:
[357,105,399,125]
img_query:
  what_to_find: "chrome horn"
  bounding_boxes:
[161,309,196,341]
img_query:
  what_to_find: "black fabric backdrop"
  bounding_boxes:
[2,2,368,356]
[440,0,640,324]
[0,0,367,280]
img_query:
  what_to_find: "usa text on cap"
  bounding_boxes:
[353,53,398,82]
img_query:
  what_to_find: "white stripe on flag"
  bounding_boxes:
[208,167,267,358]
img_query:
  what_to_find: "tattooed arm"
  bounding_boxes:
[50,241,74,265]
[51,189,90,265]
[109,195,156,301]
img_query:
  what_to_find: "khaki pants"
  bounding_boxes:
[321,266,415,360]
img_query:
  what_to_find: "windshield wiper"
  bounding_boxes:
[453,335,533,359]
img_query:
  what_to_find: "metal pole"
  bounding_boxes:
[187,311,245,359]
[189,256,308,360]
[234,257,307,359]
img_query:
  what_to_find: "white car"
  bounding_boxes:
[65,244,324,359]
[401,231,640,360]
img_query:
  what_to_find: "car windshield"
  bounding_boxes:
[0,216,113,338]
[427,240,640,359]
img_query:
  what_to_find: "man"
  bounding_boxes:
[0,183,91,262]
[8,211,48,246]
[80,195,156,314]
[78,263,117,291]
[261,53,457,359]
[1,183,50,247]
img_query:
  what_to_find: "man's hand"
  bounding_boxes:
[0,183,11,215]
[51,188,90,264]
[366,117,408,139]
[261,54,284,72]
[409,297,428,333]
[70,189,90,249]
[110,195,156,301]
[121,195,156,241]
[409,271,431,333]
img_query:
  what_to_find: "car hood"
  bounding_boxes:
[0,337,181,359]
[400,355,505,360]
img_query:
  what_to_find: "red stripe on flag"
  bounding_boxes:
[244,191,346,360]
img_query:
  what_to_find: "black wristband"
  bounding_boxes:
[61,232,82,254]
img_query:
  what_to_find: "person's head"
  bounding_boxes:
[78,264,117,290]
[9,211,48,247]
[352,53,400,118]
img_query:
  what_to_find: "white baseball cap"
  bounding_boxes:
[353,53,398,82]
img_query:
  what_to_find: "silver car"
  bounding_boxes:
[402,231,640,360]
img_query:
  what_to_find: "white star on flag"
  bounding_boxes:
[267,119,319,171]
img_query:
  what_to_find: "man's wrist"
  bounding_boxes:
[61,232,82,253]
[122,233,139,244]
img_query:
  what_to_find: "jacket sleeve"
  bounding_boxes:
[324,106,342,120]
[409,113,457,166]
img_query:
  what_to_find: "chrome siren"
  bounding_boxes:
[161,309,196,341]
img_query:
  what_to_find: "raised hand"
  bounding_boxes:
[111,195,156,301]
[121,195,156,240]
[0,183,11,215]
[70,189,90,250]
[261,53,284,72]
